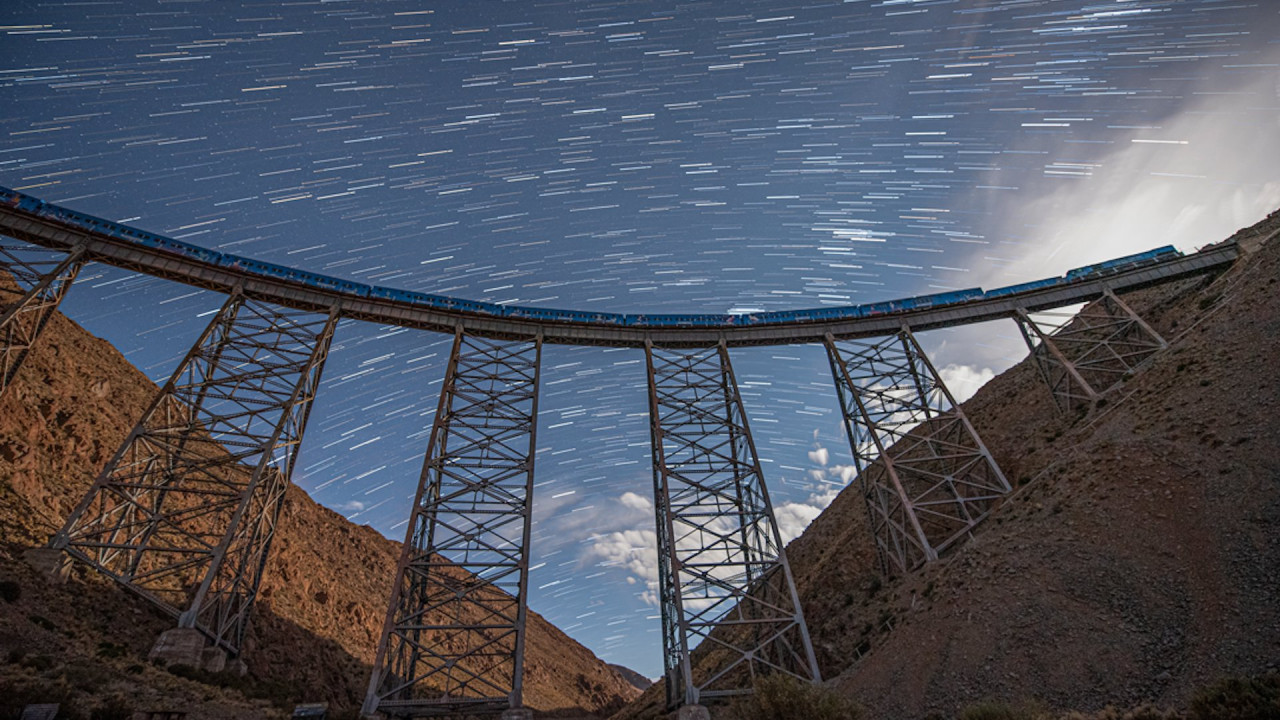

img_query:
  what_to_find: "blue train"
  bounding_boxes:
[0,186,1181,328]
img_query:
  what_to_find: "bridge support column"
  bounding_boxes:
[1014,288,1167,413]
[644,340,820,712]
[825,328,1010,577]
[48,293,338,662]
[0,243,85,398]
[364,330,542,718]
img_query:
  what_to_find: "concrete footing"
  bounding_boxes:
[23,547,68,581]
[501,709,534,720]
[672,705,711,720]
[148,627,228,672]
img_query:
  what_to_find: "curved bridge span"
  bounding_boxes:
[0,186,1237,347]
[1,187,1243,718]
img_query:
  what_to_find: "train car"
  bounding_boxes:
[367,285,409,304]
[153,234,222,265]
[907,287,984,310]
[1065,246,1180,281]
[862,299,895,317]
[222,255,369,297]
[981,276,1065,299]
[0,187,44,214]
[303,270,368,296]
[369,287,458,311]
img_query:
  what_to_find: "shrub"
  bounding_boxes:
[726,673,862,720]
[1189,673,1280,720]
[89,694,132,720]
[29,614,56,631]
[0,580,20,603]
[95,641,127,659]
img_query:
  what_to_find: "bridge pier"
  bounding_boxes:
[825,327,1010,576]
[671,705,711,720]
[1014,287,1168,413]
[46,293,338,664]
[364,330,542,718]
[644,340,820,712]
[0,243,84,398]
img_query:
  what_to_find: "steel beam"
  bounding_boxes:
[0,243,85,397]
[825,328,1010,577]
[645,340,820,710]
[365,330,542,718]
[1014,288,1168,413]
[0,201,1240,348]
[49,293,338,657]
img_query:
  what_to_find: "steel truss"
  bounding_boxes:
[0,242,85,397]
[1014,288,1168,413]
[825,328,1010,577]
[50,293,338,656]
[365,331,542,718]
[645,341,819,710]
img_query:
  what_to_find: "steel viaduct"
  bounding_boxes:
[0,191,1238,718]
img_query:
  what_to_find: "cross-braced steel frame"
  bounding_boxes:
[1014,288,1168,413]
[645,340,820,710]
[0,243,85,398]
[365,330,542,718]
[49,293,338,657]
[826,328,1010,577]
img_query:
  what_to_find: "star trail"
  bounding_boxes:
[2,0,1277,677]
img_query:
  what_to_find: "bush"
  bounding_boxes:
[727,673,862,720]
[89,694,132,720]
[1189,673,1280,720]
[95,641,127,659]
[0,580,20,603]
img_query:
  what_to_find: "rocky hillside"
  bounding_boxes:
[612,210,1280,720]
[0,293,641,717]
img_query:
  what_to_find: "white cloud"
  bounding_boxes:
[969,55,1280,290]
[585,528,661,605]
[939,363,996,404]
[774,501,824,544]
[806,446,829,466]
[619,491,652,511]
[830,464,858,484]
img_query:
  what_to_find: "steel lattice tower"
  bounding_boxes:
[0,243,85,398]
[1014,288,1168,412]
[645,341,820,711]
[364,331,542,718]
[48,293,338,661]
[826,328,1010,576]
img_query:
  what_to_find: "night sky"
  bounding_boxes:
[2,0,1277,677]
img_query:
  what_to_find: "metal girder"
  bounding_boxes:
[0,243,85,397]
[365,330,542,718]
[645,340,819,710]
[1014,288,1168,413]
[825,328,1010,577]
[49,293,338,656]
[0,200,1240,349]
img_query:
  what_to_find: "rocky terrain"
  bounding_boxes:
[1,210,1276,720]
[611,211,1280,720]
[0,291,641,717]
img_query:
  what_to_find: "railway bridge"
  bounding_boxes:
[0,189,1238,718]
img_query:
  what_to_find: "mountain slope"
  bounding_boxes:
[612,210,1280,719]
[0,295,640,716]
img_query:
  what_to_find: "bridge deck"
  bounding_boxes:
[0,207,1239,347]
